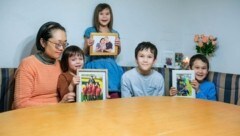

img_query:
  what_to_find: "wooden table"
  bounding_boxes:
[0,97,240,136]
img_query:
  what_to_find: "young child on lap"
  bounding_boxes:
[57,45,84,102]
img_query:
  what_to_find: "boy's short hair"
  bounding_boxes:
[189,54,209,70]
[135,42,158,60]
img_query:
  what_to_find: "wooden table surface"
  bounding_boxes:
[0,96,240,136]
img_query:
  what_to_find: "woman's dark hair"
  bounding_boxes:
[135,42,158,60]
[36,21,66,52]
[189,54,210,70]
[60,45,85,72]
[93,3,113,32]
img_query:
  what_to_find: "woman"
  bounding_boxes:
[14,21,75,109]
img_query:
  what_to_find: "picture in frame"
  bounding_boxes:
[77,69,108,102]
[172,70,196,98]
[90,33,118,56]
[175,52,183,68]
[162,51,175,68]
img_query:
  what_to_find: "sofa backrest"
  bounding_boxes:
[0,67,239,112]
[208,71,240,105]
[0,68,16,112]
[122,67,240,105]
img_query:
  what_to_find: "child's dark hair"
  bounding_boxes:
[60,45,84,72]
[135,42,158,60]
[93,3,113,32]
[36,21,66,52]
[189,54,209,70]
[100,38,105,43]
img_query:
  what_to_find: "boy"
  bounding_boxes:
[121,42,164,97]
[169,54,216,101]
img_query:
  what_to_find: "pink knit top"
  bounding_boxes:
[14,55,62,109]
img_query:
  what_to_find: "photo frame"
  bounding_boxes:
[175,52,183,68]
[162,51,175,68]
[77,69,108,102]
[90,33,118,56]
[172,70,196,98]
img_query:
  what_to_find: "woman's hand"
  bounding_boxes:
[60,92,76,103]
[191,80,200,93]
[169,87,178,96]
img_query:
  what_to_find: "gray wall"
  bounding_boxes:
[1,0,240,74]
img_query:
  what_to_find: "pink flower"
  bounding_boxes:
[194,34,218,57]
[202,36,209,43]
[194,35,199,42]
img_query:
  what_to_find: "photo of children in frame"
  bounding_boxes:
[77,69,108,102]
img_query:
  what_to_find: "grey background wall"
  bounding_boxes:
[0,0,240,74]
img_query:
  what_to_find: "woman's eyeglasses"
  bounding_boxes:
[48,40,69,49]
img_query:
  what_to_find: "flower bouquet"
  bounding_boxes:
[194,34,217,57]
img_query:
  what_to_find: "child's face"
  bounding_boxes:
[68,54,84,73]
[98,8,111,27]
[136,49,156,74]
[100,38,106,44]
[191,59,208,82]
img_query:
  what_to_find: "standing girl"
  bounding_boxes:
[83,3,123,98]
[57,45,85,102]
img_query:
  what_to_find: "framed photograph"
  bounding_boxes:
[175,52,183,68]
[76,69,108,102]
[162,51,175,68]
[172,70,195,98]
[90,33,119,56]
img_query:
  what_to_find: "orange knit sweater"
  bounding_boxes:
[14,55,62,109]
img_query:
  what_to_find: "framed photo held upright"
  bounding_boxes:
[172,70,196,98]
[90,33,119,56]
[76,69,108,102]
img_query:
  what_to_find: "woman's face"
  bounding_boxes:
[42,29,67,59]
